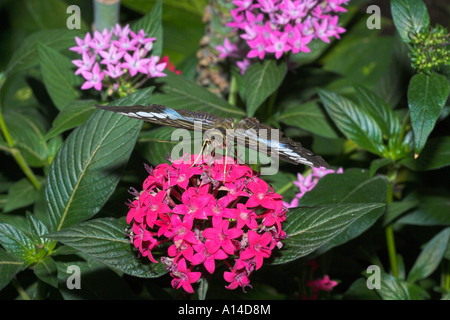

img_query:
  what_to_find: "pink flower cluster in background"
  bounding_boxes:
[126,155,287,293]
[70,24,167,93]
[217,0,349,74]
[302,259,338,299]
[283,166,343,208]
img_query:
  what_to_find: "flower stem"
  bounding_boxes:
[93,0,120,31]
[442,260,450,293]
[10,148,42,190]
[228,75,238,106]
[277,181,293,195]
[11,278,30,300]
[0,99,41,190]
[385,168,398,277]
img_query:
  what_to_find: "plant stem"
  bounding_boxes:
[93,0,120,31]
[385,168,398,277]
[228,75,238,106]
[11,278,30,300]
[277,181,293,195]
[442,260,450,293]
[10,148,41,190]
[0,98,41,190]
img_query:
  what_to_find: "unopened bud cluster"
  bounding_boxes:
[409,25,449,73]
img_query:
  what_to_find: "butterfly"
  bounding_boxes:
[95,104,330,168]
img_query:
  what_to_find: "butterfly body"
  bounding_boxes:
[95,104,330,168]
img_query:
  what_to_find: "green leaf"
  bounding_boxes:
[0,249,24,291]
[46,218,167,278]
[3,111,50,167]
[0,223,35,263]
[344,278,380,300]
[10,0,89,32]
[375,271,429,300]
[369,158,393,177]
[131,0,163,57]
[26,212,52,247]
[34,256,58,288]
[38,42,81,110]
[391,0,430,44]
[408,72,450,154]
[318,89,387,157]
[41,89,150,232]
[4,178,43,212]
[43,100,96,141]
[322,36,392,90]
[272,202,385,264]
[5,29,83,76]
[275,100,339,139]
[137,126,199,165]
[300,169,387,252]
[152,72,245,118]
[397,195,450,226]
[243,60,287,117]
[383,200,419,226]
[401,136,450,171]
[407,228,450,283]
[353,85,401,139]
[56,259,136,299]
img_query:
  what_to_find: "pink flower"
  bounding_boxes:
[192,243,228,274]
[104,63,124,79]
[160,55,181,75]
[239,230,272,270]
[266,33,291,59]
[219,0,348,73]
[234,203,258,229]
[99,45,124,65]
[236,58,251,74]
[90,28,111,53]
[170,258,202,294]
[307,275,338,292]
[247,35,267,59]
[203,219,243,255]
[283,167,343,208]
[173,187,213,219]
[246,179,281,208]
[125,155,287,293]
[71,24,167,95]
[72,52,96,75]
[80,62,104,91]
[70,33,93,54]
[122,50,150,76]
[216,38,239,59]
[147,56,167,78]
[224,267,252,292]
[165,214,198,244]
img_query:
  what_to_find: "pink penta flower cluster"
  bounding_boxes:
[283,166,343,208]
[70,24,167,95]
[126,155,287,293]
[217,0,349,74]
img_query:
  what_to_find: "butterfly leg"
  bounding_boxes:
[192,138,209,167]
[224,146,228,183]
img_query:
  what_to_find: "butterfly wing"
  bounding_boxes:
[95,104,224,131]
[233,117,330,168]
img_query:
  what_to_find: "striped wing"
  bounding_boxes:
[233,117,330,168]
[95,104,224,131]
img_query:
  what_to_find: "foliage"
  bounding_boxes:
[0,0,449,300]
